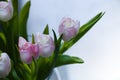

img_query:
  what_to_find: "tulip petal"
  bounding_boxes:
[18,37,27,49]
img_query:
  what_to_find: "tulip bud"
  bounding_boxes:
[18,37,39,64]
[0,52,11,78]
[35,33,55,57]
[59,17,80,41]
[0,0,13,22]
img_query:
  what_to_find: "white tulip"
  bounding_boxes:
[0,52,11,78]
[59,17,80,41]
[0,0,13,22]
[35,33,55,57]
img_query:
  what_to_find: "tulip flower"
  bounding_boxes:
[18,37,39,64]
[0,0,13,22]
[0,52,11,78]
[59,17,80,41]
[35,33,55,57]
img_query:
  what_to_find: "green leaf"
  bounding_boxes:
[0,32,6,51]
[9,0,19,44]
[32,34,35,44]
[10,16,19,44]
[55,54,84,67]
[52,29,57,45]
[19,1,31,40]
[60,12,105,54]
[43,24,49,34]
[51,30,63,63]
[0,32,6,45]
[36,57,51,80]
[11,69,21,80]
[12,0,18,16]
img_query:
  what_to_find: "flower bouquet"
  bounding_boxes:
[0,0,104,80]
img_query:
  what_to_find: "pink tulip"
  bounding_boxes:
[0,52,11,78]
[18,37,39,64]
[35,33,55,57]
[59,17,80,41]
[0,0,13,22]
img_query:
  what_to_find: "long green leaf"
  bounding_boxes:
[19,1,31,40]
[51,30,63,65]
[10,16,19,44]
[55,54,84,67]
[11,0,19,43]
[12,0,18,15]
[47,30,63,80]
[60,12,105,54]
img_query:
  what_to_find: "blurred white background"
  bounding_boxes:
[20,0,120,80]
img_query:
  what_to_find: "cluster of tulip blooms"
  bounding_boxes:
[0,0,104,80]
